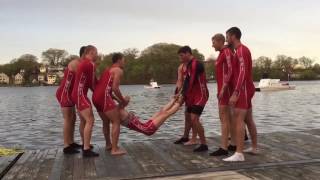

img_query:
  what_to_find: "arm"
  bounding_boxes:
[219,51,232,99]
[186,60,197,95]
[233,48,246,95]
[112,68,128,106]
[175,64,184,95]
[88,62,97,91]
[223,50,232,86]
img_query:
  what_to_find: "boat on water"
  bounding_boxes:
[144,80,160,89]
[255,79,296,92]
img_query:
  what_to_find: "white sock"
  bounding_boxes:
[223,152,245,162]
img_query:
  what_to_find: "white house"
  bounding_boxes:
[0,73,10,84]
[47,74,57,85]
[14,73,24,85]
[38,74,45,82]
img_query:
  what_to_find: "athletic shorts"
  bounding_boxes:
[234,86,254,109]
[75,95,92,112]
[56,92,75,108]
[218,89,231,106]
[92,93,117,113]
[127,114,158,136]
[186,105,205,115]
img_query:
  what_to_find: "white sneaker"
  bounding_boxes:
[243,147,258,155]
[223,152,245,162]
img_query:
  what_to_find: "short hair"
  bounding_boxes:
[112,53,124,64]
[83,45,96,55]
[79,46,87,57]
[177,46,192,54]
[226,27,242,40]
[212,33,225,42]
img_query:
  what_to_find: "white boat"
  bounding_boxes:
[144,80,160,89]
[256,79,295,91]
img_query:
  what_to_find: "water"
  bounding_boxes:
[0,81,319,150]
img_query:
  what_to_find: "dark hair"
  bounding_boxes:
[79,46,87,57]
[226,27,242,40]
[177,46,192,54]
[84,45,96,55]
[112,53,124,64]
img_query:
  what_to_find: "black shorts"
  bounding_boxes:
[186,105,205,115]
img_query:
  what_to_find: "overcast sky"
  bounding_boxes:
[1,0,319,64]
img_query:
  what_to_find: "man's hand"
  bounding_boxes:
[229,92,239,107]
[120,96,130,108]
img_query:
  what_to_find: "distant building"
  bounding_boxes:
[0,73,10,84]
[47,74,57,85]
[38,74,45,82]
[14,73,24,85]
[48,66,64,72]
[56,71,64,79]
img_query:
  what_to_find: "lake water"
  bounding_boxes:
[0,81,320,150]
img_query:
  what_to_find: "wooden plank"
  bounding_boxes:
[60,154,75,180]
[2,151,33,180]
[0,154,21,179]
[97,142,145,179]
[48,149,63,180]
[93,145,108,178]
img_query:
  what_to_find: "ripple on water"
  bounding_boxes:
[0,81,320,149]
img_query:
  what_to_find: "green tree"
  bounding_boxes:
[298,56,314,69]
[42,48,68,65]
[62,55,79,67]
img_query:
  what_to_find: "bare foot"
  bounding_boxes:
[184,140,198,146]
[105,144,112,151]
[111,148,127,156]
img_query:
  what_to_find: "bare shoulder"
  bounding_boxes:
[68,58,80,71]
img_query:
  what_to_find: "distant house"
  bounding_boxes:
[56,71,64,79]
[14,73,24,85]
[38,74,45,82]
[47,74,57,85]
[48,66,64,72]
[0,73,10,84]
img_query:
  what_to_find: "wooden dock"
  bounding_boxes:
[1,129,320,180]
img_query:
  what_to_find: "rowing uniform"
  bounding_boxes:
[231,44,255,109]
[182,58,209,115]
[122,112,158,136]
[71,58,97,111]
[215,47,233,106]
[92,67,117,112]
[56,68,76,107]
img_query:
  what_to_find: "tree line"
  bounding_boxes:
[0,43,319,85]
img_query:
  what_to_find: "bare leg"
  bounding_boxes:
[105,107,126,156]
[62,107,74,147]
[70,107,76,144]
[244,108,258,153]
[219,105,231,150]
[98,112,112,151]
[234,109,247,153]
[151,101,181,127]
[78,112,86,145]
[79,108,95,150]
[191,113,206,145]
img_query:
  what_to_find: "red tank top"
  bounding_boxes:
[56,68,75,103]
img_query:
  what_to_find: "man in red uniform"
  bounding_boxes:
[209,34,235,156]
[92,53,129,155]
[223,27,258,162]
[71,45,99,157]
[176,46,209,152]
[56,46,86,154]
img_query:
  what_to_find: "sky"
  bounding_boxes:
[1,0,320,64]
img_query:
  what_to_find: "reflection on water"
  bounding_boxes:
[0,81,319,150]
